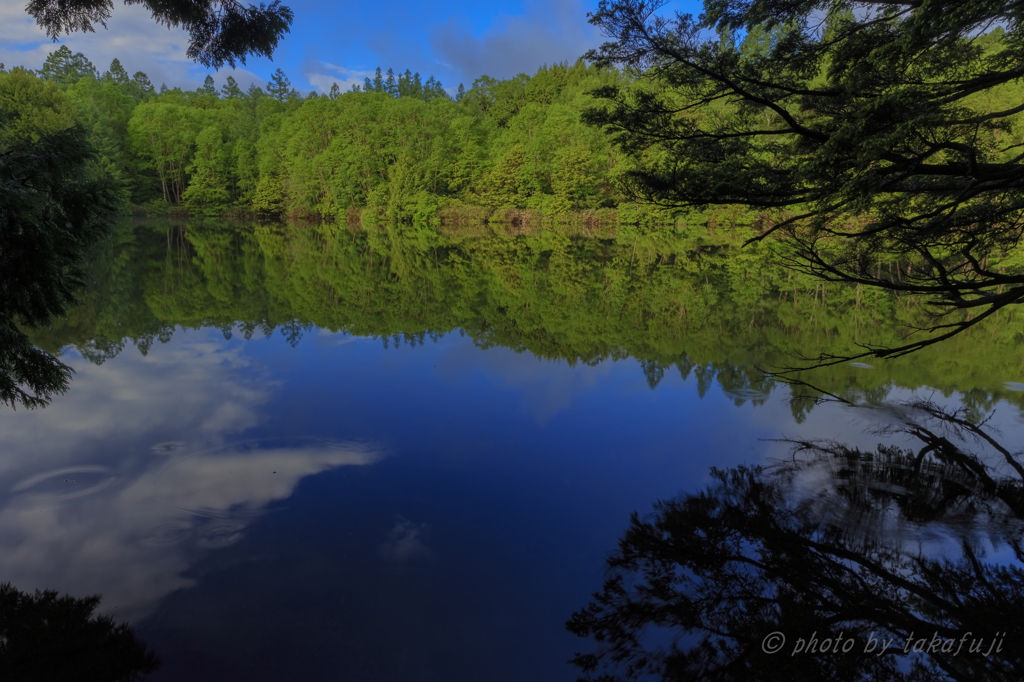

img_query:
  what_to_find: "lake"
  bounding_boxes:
[3,217,1024,680]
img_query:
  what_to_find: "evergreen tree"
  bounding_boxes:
[423,75,447,101]
[126,71,154,102]
[329,82,341,99]
[0,70,119,408]
[199,74,217,96]
[372,67,384,93]
[101,58,130,86]
[584,0,1024,360]
[266,68,296,102]
[221,75,243,99]
[38,45,96,87]
[384,68,397,97]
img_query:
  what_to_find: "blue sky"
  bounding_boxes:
[0,0,702,95]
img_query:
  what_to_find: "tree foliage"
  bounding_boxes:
[582,0,1024,360]
[0,69,119,408]
[4,0,293,409]
[568,396,1024,680]
[26,217,1024,421]
[24,0,294,69]
[38,45,96,86]
[26,51,632,217]
[0,582,160,681]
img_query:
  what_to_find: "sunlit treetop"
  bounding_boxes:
[24,0,294,69]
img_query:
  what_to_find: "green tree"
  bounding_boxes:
[266,68,297,102]
[198,74,217,97]
[583,0,1024,361]
[101,58,129,87]
[384,68,398,97]
[183,125,233,209]
[125,72,155,103]
[221,75,243,99]
[38,45,96,87]
[128,101,199,204]
[65,76,136,199]
[0,70,119,408]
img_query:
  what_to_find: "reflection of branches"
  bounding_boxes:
[568,395,1024,681]
[0,582,160,681]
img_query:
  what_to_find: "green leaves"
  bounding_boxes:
[1,71,119,408]
[37,45,96,87]
[583,0,1024,357]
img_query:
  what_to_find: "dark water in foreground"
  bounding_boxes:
[4,219,1024,680]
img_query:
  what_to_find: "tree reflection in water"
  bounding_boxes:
[568,392,1024,681]
[0,583,160,682]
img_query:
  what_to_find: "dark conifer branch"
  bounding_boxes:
[25,0,294,69]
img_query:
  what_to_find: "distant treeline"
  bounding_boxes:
[1,47,678,222]
[5,27,1021,226]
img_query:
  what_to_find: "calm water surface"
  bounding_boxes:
[4,219,1024,680]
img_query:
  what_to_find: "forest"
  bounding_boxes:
[4,25,1020,229]
[24,217,1024,422]
[1,46,654,222]
[4,15,1024,407]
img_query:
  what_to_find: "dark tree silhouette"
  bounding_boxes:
[0,582,160,682]
[0,80,119,408]
[24,0,293,69]
[582,1,1024,362]
[5,0,294,407]
[568,396,1024,681]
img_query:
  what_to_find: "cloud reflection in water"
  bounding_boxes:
[0,332,381,624]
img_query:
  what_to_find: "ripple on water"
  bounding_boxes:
[722,388,771,402]
[195,520,247,549]
[142,507,262,548]
[151,441,186,455]
[142,520,196,546]
[849,362,875,369]
[1004,382,1024,392]
[11,466,117,501]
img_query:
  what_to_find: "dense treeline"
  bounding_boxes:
[3,46,657,221]
[11,28,1020,229]
[26,218,1024,421]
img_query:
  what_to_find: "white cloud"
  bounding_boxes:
[379,516,436,566]
[0,332,274,481]
[429,0,604,83]
[0,329,382,622]
[0,3,256,90]
[305,62,374,93]
[434,340,617,423]
[0,439,379,623]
